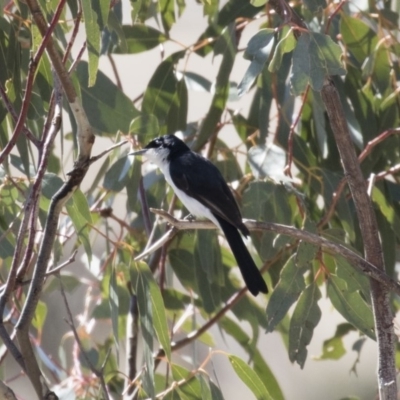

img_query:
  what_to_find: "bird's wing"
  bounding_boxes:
[169,152,248,234]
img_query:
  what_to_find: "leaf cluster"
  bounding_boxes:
[0,0,399,398]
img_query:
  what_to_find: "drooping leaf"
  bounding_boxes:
[171,364,206,399]
[317,323,354,360]
[220,317,284,400]
[266,255,307,332]
[117,25,167,53]
[268,28,296,72]
[247,144,286,181]
[129,114,160,141]
[103,156,132,192]
[142,52,185,129]
[195,24,236,150]
[131,261,171,361]
[76,62,140,135]
[327,276,375,340]
[66,190,92,262]
[210,381,225,400]
[238,29,275,96]
[228,355,273,400]
[194,230,222,313]
[289,283,322,368]
[82,0,101,86]
[109,264,119,352]
[32,300,48,335]
[159,0,175,32]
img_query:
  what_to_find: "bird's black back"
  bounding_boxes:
[164,138,248,236]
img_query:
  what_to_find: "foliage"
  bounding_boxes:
[0,0,399,398]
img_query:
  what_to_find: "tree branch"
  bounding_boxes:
[321,78,396,399]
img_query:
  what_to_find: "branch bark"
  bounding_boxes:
[149,208,400,296]
[321,79,396,399]
[3,0,97,396]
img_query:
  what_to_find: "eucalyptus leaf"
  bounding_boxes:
[291,32,346,94]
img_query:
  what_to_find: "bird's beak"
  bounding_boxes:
[129,148,148,156]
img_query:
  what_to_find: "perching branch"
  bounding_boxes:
[148,208,400,296]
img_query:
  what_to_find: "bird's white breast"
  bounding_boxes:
[143,147,220,227]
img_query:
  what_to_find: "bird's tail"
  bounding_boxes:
[215,215,268,296]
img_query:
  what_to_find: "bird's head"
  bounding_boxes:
[129,135,189,165]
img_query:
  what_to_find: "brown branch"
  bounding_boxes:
[321,79,396,399]
[11,0,96,392]
[150,208,400,296]
[0,81,39,147]
[0,0,64,164]
[358,128,400,163]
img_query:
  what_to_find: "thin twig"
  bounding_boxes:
[0,0,67,164]
[0,81,39,147]
[89,140,128,163]
[60,280,110,400]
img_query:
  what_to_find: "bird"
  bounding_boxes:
[129,134,268,296]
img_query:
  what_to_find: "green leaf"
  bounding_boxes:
[247,144,286,180]
[340,14,376,66]
[372,186,400,241]
[295,231,318,269]
[76,62,140,134]
[244,29,275,61]
[220,317,284,400]
[96,0,110,29]
[72,189,92,223]
[210,381,224,400]
[142,53,184,128]
[289,283,321,368]
[66,191,92,262]
[169,248,196,291]
[82,0,101,86]
[268,28,296,72]
[164,389,183,400]
[131,261,171,361]
[291,32,346,94]
[118,25,167,53]
[327,276,375,340]
[242,181,292,259]
[194,231,221,313]
[129,114,160,142]
[195,230,223,285]
[109,265,119,352]
[266,255,307,332]
[0,234,14,259]
[180,71,212,92]
[335,257,370,299]
[167,77,188,133]
[103,156,132,192]
[171,364,204,399]
[228,355,273,400]
[317,323,354,360]
[159,0,175,32]
[250,0,267,6]
[32,300,48,334]
[195,24,236,150]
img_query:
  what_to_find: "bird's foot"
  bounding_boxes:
[184,213,196,222]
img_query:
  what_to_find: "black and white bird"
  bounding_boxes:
[130,135,268,296]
